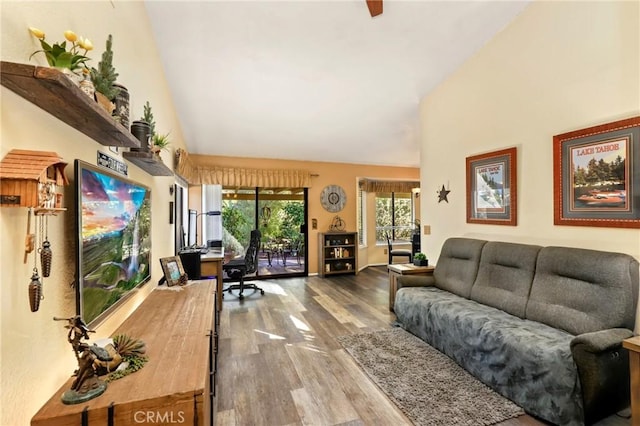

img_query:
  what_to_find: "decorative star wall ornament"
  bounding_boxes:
[437,184,451,203]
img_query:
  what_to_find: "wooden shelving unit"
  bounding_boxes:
[123,151,174,176]
[1,61,140,149]
[318,232,358,277]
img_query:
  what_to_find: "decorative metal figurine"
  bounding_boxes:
[437,184,451,203]
[329,215,346,232]
[54,316,112,404]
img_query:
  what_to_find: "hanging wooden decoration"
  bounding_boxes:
[1,151,69,313]
[0,149,68,210]
[24,208,35,264]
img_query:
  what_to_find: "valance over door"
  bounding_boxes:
[176,149,312,187]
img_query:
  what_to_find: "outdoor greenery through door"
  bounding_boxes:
[222,187,307,278]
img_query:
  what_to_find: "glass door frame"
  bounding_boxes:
[222,186,308,279]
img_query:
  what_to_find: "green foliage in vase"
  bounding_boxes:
[414,252,427,261]
[152,132,171,151]
[90,34,120,100]
[29,27,92,73]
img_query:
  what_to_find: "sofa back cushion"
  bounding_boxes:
[526,246,639,335]
[470,241,541,318]
[434,238,487,298]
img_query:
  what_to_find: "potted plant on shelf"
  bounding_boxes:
[151,132,171,157]
[90,34,120,114]
[28,27,93,83]
[413,252,428,267]
[140,101,171,157]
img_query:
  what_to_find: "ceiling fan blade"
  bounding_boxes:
[366,0,383,17]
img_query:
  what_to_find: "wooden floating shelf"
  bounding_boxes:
[123,151,174,176]
[0,61,140,149]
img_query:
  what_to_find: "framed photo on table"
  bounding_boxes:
[553,116,640,228]
[159,256,187,286]
[466,147,517,225]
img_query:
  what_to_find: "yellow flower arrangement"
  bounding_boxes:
[29,27,93,73]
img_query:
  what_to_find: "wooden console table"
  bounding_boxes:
[388,264,435,311]
[32,280,219,426]
[623,336,640,423]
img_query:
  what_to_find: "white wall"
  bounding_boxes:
[419,0,640,261]
[1,2,186,424]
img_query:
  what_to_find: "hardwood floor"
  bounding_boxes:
[215,266,631,426]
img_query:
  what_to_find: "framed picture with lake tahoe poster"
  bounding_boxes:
[466,147,517,225]
[553,116,640,228]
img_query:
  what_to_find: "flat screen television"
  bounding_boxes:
[75,160,151,327]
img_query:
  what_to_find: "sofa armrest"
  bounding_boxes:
[396,275,436,289]
[570,328,634,424]
[570,328,634,353]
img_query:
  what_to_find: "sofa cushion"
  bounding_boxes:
[394,286,583,425]
[470,241,541,318]
[433,237,486,298]
[526,246,639,335]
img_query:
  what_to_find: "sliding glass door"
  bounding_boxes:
[220,186,308,278]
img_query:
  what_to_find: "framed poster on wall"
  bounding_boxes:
[466,147,517,226]
[553,116,640,228]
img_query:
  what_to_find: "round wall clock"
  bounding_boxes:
[320,185,346,212]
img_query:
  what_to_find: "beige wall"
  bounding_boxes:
[1,2,187,424]
[4,0,638,424]
[419,0,640,262]
[187,154,419,274]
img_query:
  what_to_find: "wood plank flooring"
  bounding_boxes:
[215,266,632,426]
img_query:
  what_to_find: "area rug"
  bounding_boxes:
[336,328,524,426]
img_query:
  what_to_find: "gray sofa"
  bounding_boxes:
[394,237,639,426]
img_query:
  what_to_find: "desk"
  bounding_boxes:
[623,336,640,422]
[388,263,435,311]
[201,248,224,311]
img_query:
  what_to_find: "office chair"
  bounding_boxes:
[223,229,265,300]
[386,233,413,264]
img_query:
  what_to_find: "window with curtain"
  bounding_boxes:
[375,192,413,243]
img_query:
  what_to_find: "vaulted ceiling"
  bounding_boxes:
[145,1,529,167]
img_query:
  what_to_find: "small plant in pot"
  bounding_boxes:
[90,34,119,114]
[151,132,171,156]
[413,252,428,266]
[141,101,171,156]
[28,27,93,77]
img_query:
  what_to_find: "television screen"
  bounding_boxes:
[75,160,151,327]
